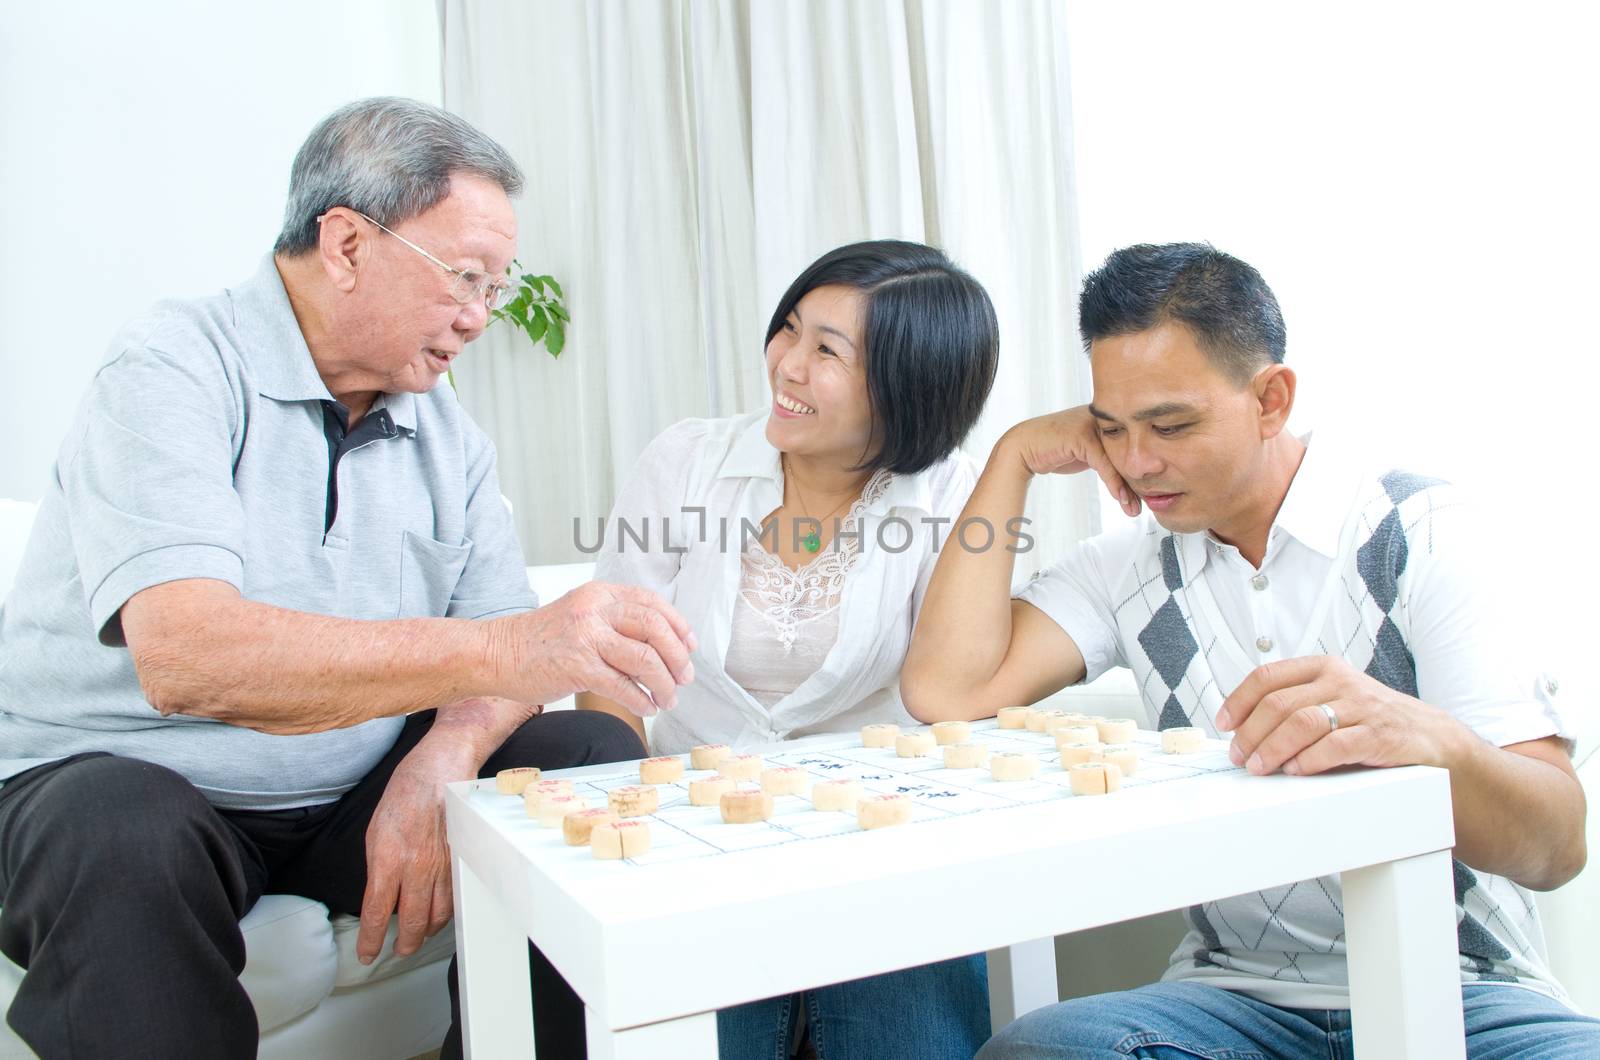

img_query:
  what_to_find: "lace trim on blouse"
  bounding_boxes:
[739,468,893,652]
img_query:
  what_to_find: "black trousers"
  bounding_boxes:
[0,709,643,1059]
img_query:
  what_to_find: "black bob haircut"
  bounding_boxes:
[1078,243,1286,385]
[765,240,999,475]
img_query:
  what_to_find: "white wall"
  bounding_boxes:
[1066,1,1599,694]
[0,0,441,501]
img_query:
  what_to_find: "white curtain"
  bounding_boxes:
[443,0,1096,568]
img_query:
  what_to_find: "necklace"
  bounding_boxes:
[783,455,862,553]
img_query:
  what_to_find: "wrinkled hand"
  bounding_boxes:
[1004,407,1141,517]
[490,582,697,718]
[1216,655,1456,776]
[356,736,476,965]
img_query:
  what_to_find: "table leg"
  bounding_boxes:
[987,937,1060,1032]
[1343,849,1466,1059]
[585,1008,718,1059]
[452,854,537,1058]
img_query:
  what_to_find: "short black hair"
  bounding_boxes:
[765,240,999,475]
[1078,243,1286,384]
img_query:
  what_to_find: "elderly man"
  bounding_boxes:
[0,98,687,1057]
[904,243,1600,1056]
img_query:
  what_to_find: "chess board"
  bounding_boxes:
[466,720,1244,875]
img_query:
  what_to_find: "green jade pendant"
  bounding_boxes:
[802,531,822,553]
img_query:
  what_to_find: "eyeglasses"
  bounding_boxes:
[321,209,515,310]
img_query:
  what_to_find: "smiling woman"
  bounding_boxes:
[574,239,1001,1060]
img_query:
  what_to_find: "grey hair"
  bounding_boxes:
[273,97,524,255]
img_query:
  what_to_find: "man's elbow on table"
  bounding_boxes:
[900,663,975,725]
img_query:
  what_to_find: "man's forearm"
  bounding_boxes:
[417,696,541,773]
[902,436,1033,713]
[1439,727,1586,890]
[125,580,506,734]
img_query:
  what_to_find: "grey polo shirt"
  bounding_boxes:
[0,256,536,809]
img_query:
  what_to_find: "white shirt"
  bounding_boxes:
[1016,433,1576,1009]
[725,468,890,707]
[595,411,977,755]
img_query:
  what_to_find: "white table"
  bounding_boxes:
[445,731,1465,1059]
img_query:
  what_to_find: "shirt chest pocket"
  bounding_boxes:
[397,530,473,618]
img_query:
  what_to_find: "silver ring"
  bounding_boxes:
[1318,703,1338,733]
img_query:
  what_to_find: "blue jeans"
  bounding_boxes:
[976,980,1600,1059]
[717,953,989,1060]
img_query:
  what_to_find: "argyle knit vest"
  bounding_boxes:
[1112,471,1566,1004]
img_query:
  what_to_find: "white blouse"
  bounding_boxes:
[594,411,977,754]
[725,468,891,708]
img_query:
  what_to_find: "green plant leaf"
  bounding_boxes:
[487,265,568,359]
[500,301,517,325]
